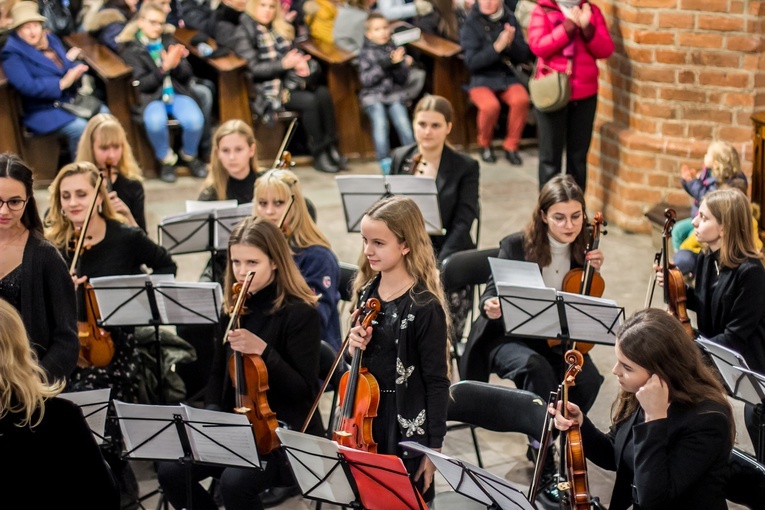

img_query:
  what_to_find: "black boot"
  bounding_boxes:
[313,150,340,173]
[327,144,348,169]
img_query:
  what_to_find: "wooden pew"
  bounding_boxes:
[298,37,375,159]
[0,65,25,160]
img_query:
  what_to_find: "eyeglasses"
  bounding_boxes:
[0,198,28,211]
[546,213,584,227]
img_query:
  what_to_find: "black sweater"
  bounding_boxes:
[112,173,147,233]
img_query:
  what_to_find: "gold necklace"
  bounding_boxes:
[379,279,414,302]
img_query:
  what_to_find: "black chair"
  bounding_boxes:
[440,247,500,366]
[337,261,358,319]
[318,340,349,438]
[726,447,765,509]
[445,380,547,469]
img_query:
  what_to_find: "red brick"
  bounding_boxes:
[741,54,765,71]
[630,0,677,6]
[636,102,676,118]
[678,70,696,84]
[678,33,724,48]
[718,126,753,143]
[697,15,745,31]
[634,66,677,83]
[622,186,663,203]
[630,116,659,133]
[688,124,714,139]
[666,190,693,205]
[655,49,687,65]
[647,172,671,187]
[657,157,679,173]
[727,36,762,53]
[690,51,740,68]
[624,45,654,63]
[659,87,705,103]
[749,1,765,15]
[617,6,656,24]
[680,0,730,11]
[682,108,733,124]
[619,130,660,152]
[624,152,658,169]
[657,11,695,28]
[634,30,676,45]
[729,0,744,13]
[725,93,755,107]
[617,168,647,184]
[661,122,686,137]
[698,70,751,88]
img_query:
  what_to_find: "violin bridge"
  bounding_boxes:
[334,430,352,438]
[234,406,252,414]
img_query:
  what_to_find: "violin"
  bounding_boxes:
[271,118,298,170]
[332,298,382,452]
[224,271,280,455]
[69,173,115,368]
[646,209,694,337]
[559,349,591,510]
[548,213,607,354]
[407,153,423,175]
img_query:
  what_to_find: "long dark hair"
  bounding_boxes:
[0,153,44,238]
[611,309,734,441]
[523,174,588,267]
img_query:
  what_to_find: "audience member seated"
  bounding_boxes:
[358,12,414,173]
[209,0,248,51]
[232,0,348,173]
[460,0,531,166]
[421,0,460,41]
[1,1,109,159]
[303,0,339,45]
[332,0,369,53]
[84,0,139,53]
[75,113,147,231]
[117,2,209,182]
[179,0,216,34]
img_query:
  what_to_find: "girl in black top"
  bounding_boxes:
[75,113,147,231]
[347,196,451,502]
[158,217,323,510]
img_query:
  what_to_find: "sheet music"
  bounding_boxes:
[154,282,223,325]
[214,203,253,250]
[730,367,765,403]
[335,175,442,234]
[186,199,238,213]
[90,274,174,326]
[558,292,622,345]
[114,401,187,460]
[277,428,357,505]
[182,405,260,468]
[489,258,545,289]
[59,388,111,445]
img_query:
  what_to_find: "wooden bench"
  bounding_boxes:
[0,65,25,160]
[298,37,375,159]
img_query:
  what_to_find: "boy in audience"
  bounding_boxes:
[358,12,415,173]
[117,2,208,182]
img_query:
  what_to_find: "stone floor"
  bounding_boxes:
[35,145,753,509]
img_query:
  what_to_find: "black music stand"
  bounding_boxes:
[335,175,443,234]
[90,275,223,404]
[277,428,428,510]
[114,400,261,510]
[59,387,112,445]
[401,441,535,510]
[158,202,252,283]
[697,337,765,462]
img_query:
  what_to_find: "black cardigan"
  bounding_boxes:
[390,144,480,263]
[20,233,79,380]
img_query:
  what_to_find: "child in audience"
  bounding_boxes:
[303,0,339,44]
[359,12,415,173]
[117,2,209,182]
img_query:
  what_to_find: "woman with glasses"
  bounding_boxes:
[460,174,605,503]
[0,153,79,382]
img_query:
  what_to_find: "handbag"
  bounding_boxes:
[283,59,321,92]
[528,59,571,113]
[58,93,103,119]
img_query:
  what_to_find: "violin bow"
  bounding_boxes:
[222,271,256,345]
[69,172,105,275]
[271,118,298,169]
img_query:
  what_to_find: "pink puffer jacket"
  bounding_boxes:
[527,0,614,101]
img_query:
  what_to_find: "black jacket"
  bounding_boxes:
[460,3,532,91]
[390,144,479,263]
[582,400,732,510]
[357,37,410,107]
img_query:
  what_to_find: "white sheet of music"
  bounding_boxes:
[154,281,223,325]
[557,291,621,346]
[114,401,187,460]
[182,405,260,468]
[185,199,238,213]
[214,203,254,250]
[90,274,174,327]
[59,388,111,445]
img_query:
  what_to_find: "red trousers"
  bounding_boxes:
[469,84,530,151]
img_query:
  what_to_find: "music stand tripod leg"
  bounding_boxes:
[757,402,765,463]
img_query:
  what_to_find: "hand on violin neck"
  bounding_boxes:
[348,322,373,356]
[550,400,583,431]
[228,328,267,356]
[653,264,665,287]
[71,274,88,291]
[585,248,604,271]
[636,374,670,422]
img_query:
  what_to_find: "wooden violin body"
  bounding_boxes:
[561,350,591,510]
[659,209,694,337]
[332,298,382,453]
[77,282,115,367]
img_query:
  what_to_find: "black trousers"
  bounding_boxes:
[284,85,337,156]
[490,338,604,414]
[536,94,598,193]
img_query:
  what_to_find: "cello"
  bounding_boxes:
[332,298,382,452]
[646,209,694,337]
[69,172,115,368]
[548,213,607,354]
[224,270,280,455]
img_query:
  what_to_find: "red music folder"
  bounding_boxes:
[337,446,428,510]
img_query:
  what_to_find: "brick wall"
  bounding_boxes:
[587,0,765,232]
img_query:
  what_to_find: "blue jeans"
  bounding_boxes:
[364,102,414,162]
[143,95,205,160]
[56,104,110,157]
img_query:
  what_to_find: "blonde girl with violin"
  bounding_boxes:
[0,153,78,382]
[157,217,324,510]
[254,168,342,351]
[0,299,119,509]
[551,308,733,510]
[656,187,765,455]
[75,113,146,231]
[347,195,451,502]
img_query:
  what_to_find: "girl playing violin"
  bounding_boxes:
[255,168,342,351]
[348,195,451,502]
[460,174,605,500]
[157,216,323,510]
[551,308,734,510]
[75,113,147,231]
[656,188,765,455]
[0,153,79,381]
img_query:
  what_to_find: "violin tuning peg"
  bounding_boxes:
[603,229,608,235]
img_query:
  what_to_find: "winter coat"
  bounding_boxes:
[358,37,410,107]
[84,7,129,52]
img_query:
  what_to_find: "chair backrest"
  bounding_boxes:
[447,380,547,442]
[338,262,358,304]
[319,340,347,390]
[726,447,765,509]
[440,247,500,292]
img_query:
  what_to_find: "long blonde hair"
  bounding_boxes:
[702,189,763,269]
[254,169,331,251]
[705,141,741,183]
[45,162,126,250]
[205,120,260,201]
[225,216,318,312]
[245,0,295,39]
[0,299,65,428]
[75,114,143,181]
